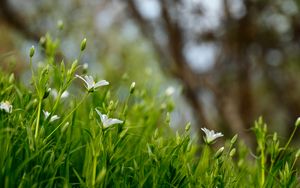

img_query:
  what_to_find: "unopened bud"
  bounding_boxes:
[176,131,181,145]
[273,132,277,141]
[165,112,170,125]
[295,149,300,158]
[57,20,64,30]
[230,134,238,145]
[214,147,224,159]
[119,128,128,139]
[96,168,106,183]
[61,122,70,133]
[130,82,136,94]
[154,128,159,139]
[185,123,191,132]
[80,38,87,51]
[30,46,35,58]
[295,117,300,127]
[263,124,267,132]
[39,37,46,48]
[108,100,114,111]
[187,142,192,152]
[230,148,236,157]
[43,88,51,99]
[8,73,15,84]
[83,63,88,74]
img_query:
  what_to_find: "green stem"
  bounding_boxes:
[51,89,62,114]
[261,146,265,188]
[92,155,97,187]
[283,125,298,152]
[34,98,42,139]
[122,93,132,118]
[29,57,39,97]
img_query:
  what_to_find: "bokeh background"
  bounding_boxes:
[1,0,300,146]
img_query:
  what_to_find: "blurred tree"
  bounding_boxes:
[125,0,300,146]
[1,0,300,146]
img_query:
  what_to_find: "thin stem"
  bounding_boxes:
[291,157,298,170]
[34,98,42,139]
[261,146,265,188]
[122,92,132,118]
[92,154,97,187]
[29,57,39,97]
[51,89,62,114]
[283,125,298,152]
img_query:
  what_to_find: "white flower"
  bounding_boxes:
[43,110,60,122]
[75,75,109,92]
[165,86,175,96]
[201,127,223,144]
[0,101,12,113]
[95,109,123,128]
[61,91,69,98]
[51,89,69,99]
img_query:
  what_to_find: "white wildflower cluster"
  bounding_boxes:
[2,74,123,128]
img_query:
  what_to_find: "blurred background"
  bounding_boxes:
[0,0,300,146]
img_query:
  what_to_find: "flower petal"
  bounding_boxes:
[85,75,94,86]
[105,118,123,127]
[43,110,50,118]
[50,115,60,122]
[94,80,109,88]
[95,109,106,123]
[75,74,89,88]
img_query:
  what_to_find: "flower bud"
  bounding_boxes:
[176,131,181,145]
[230,148,236,157]
[57,20,64,30]
[187,142,192,152]
[214,147,224,159]
[273,132,277,142]
[295,117,300,128]
[165,112,170,125]
[29,45,35,57]
[185,123,191,132]
[80,38,87,51]
[82,63,88,74]
[39,37,46,49]
[130,82,136,94]
[108,100,114,112]
[230,134,238,145]
[154,128,159,139]
[9,73,15,84]
[43,88,51,99]
[295,149,300,158]
[61,122,70,133]
[119,128,128,139]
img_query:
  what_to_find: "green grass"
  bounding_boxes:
[1,34,300,188]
